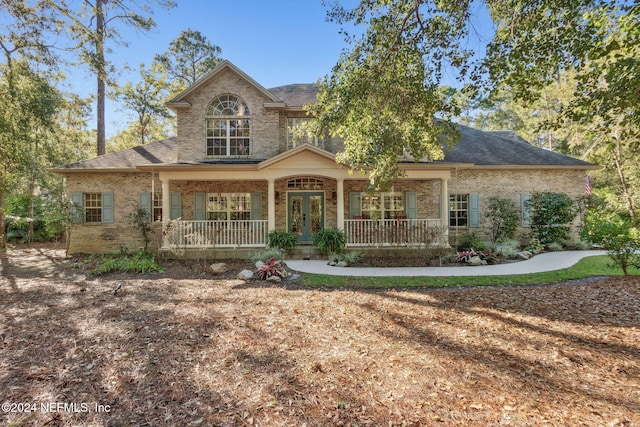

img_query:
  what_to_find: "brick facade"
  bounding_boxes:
[59,62,594,255]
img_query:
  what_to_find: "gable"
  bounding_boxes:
[166,61,280,110]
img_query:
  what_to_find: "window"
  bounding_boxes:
[206,193,251,220]
[287,118,324,149]
[71,192,113,223]
[152,193,162,222]
[206,95,250,157]
[449,194,468,227]
[84,193,102,223]
[361,193,404,220]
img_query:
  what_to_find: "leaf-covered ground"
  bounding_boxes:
[1,246,638,426]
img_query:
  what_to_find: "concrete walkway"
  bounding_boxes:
[285,250,607,277]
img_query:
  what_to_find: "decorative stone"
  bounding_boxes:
[237,269,254,280]
[336,261,348,267]
[516,251,532,260]
[328,261,337,266]
[255,260,264,269]
[266,275,282,283]
[468,256,484,266]
[210,263,228,274]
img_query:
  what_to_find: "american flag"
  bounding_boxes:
[585,175,593,196]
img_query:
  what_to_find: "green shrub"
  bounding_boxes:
[91,249,164,276]
[128,207,153,252]
[525,238,544,254]
[250,248,283,263]
[493,239,521,258]
[526,192,576,244]
[546,242,564,251]
[456,232,488,252]
[312,228,346,254]
[581,208,640,275]
[329,251,363,264]
[267,230,299,253]
[484,197,519,244]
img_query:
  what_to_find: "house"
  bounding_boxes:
[52,61,597,257]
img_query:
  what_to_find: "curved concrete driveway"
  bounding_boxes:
[285,250,607,277]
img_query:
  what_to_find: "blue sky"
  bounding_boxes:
[61,0,492,137]
[69,0,352,134]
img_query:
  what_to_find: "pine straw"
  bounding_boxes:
[1,247,639,426]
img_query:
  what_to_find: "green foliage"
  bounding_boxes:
[328,251,364,264]
[524,238,544,255]
[526,192,576,244]
[581,208,640,275]
[91,249,164,276]
[455,232,488,252]
[312,228,346,255]
[127,207,153,252]
[546,242,564,252]
[250,248,283,264]
[308,1,465,189]
[267,230,299,253]
[153,28,222,91]
[484,196,519,243]
[493,239,521,259]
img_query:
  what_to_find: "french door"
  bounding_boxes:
[288,192,324,242]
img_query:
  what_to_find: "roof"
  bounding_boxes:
[52,125,594,173]
[51,137,177,171]
[267,84,318,107]
[438,125,593,167]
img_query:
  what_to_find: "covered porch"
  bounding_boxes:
[138,145,456,253]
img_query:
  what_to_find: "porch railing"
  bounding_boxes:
[163,220,268,248]
[344,218,446,247]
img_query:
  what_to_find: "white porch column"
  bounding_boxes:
[267,179,276,231]
[161,178,170,226]
[440,178,449,243]
[336,178,344,230]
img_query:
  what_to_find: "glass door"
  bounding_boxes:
[288,192,324,242]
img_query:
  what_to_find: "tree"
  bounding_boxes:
[0,60,62,245]
[115,63,172,147]
[45,0,176,156]
[153,28,222,94]
[526,192,576,244]
[313,0,638,195]
[309,1,469,189]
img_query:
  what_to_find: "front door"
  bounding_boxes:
[288,192,324,242]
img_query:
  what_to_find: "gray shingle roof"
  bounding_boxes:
[268,84,318,107]
[439,125,592,166]
[53,137,177,170]
[52,124,593,171]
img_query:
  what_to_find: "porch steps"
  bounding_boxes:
[289,245,325,260]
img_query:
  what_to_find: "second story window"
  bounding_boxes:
[287,118,324,150]
[206,94,250,157]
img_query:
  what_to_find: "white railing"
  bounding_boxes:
[344,218,446,247]
[163,220,268,248]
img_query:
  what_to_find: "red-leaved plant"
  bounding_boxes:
[253,258,287,280]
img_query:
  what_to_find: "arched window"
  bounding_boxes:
[206,95,250,156]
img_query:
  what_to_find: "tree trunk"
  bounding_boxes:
[96,0,106,156]
[27,180,35,243]
[0,189,5,250]
[613,142,636,221]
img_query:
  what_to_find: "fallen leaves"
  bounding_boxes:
[0,247,639,426]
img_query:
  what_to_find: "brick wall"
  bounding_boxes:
[176,68,280,162]
[66,172,163,254]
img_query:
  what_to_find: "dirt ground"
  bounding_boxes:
[1,245,639,427]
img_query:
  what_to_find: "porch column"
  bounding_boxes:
[267,179,276,231]
[336,178,344,230]
[440,178,449,244]
[161,178,170,227]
